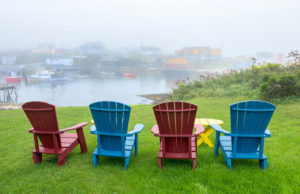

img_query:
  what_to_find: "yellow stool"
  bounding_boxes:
[195,118,224,148]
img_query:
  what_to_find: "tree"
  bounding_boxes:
[287,50,300,65]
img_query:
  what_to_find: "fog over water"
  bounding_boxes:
[16,75,169,106]
[0,0,300,56]
[9,72,195,106]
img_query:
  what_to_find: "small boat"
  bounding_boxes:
[100,71,116,76]
[77,75,89,79]
[4,72,23,83]
[122,72,137,78]
[28,70,66,82]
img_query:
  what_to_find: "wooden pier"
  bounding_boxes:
[0,84,17,103]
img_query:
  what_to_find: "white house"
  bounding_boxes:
[46,58,73,66]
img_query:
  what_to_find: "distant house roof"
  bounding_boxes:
[166,58,189,65]
[176,47,222,56]
[175,50,183,55]
[79,42,103,55]
[79,42,103,50]
[141,46,161,55]
[209,48,222,55]
[183,47,210,55]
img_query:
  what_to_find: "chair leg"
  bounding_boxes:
[135,134,138,156]
[214,132,220,156]
[158,158,162,169]
[226,159,232,170]
[193,159,197,170]
[58,156,66,167]
[76,128,87,153]
[259,159,267,170]
[124,157,131,170]
[33,152,42,164]
[93,154,99,168]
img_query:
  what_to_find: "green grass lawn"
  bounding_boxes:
[0,97,299,193]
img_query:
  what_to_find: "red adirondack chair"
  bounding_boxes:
[151,101,204,170]
[22,101,88,167]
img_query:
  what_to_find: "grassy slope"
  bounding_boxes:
[0,97,299,193]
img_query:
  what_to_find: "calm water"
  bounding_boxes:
[8,71,196,106]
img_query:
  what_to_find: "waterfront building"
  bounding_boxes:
[165,58,189,70]
[175,47,222,63]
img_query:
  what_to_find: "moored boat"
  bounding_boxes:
[122,72,137,78]
[4,72,23,83]
[100,71,116,76]
[27,70,66,82]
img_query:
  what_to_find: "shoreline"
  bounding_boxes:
[138,93,170,104]
[0,103,22,110]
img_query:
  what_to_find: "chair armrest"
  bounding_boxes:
[210,124,231,135]
[59,122,88,133]
[128,124,144,135]
[193,124,204,137]
[150,124,160,136]
[265,129,271,137]
[90,125,97,134]
[28,122,88,134]
[29,128,57,134]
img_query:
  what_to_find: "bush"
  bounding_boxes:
[252,63,281,71]
[170,61,300,101]
[260,74,299,100]
[171,80,202,100]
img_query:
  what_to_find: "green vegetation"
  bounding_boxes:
[1,97,299,193]
[171,63,300,101]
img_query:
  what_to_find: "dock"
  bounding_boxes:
[0,84,17,104]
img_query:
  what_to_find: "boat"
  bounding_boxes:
[4,72,23,83]
[77,75,89,79]
[122,72,137,78]
[28,70,66,82]
[100,71,116,76]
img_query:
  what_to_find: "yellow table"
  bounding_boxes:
[195,118,224,147]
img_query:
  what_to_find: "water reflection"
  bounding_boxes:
[12,71,196,106]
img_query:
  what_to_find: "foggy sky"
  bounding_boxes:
[0,0,299,56]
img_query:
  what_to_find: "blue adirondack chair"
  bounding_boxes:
[89,101,144,170]
[211,100,276,170]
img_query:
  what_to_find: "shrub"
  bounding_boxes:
[260,74,299,100]
[170,60,300,101]
[252,63,281,71]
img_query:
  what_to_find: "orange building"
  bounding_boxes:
[165,58,189,70]
[176,47,222,62]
